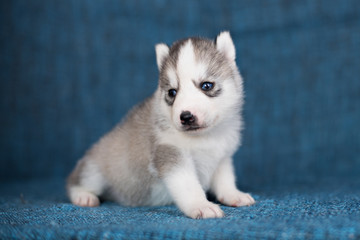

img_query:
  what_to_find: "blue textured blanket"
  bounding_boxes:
[0,180,360,239]
[1,179,359,239]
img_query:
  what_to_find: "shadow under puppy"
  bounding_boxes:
[67,31,255,219]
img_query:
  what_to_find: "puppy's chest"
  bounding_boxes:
[190,147,226,190]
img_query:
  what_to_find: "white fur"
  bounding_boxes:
[147,180,173,206]
[79,161,106,196]
[155,115,240,196]
[68,186,100,207]
[68,161,106,207]
[155,43,169,70]
[177,40,207,81]
[163,154,224,219]
[211,158,255,207]
[172,41,218,130]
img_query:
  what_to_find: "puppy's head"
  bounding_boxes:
[155,32,243,134]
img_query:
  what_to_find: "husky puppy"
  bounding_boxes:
[67,31,255,219]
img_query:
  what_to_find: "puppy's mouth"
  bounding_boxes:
[182,125,207,132]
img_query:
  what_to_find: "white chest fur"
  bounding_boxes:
[190,131,238,190]
[191,149,222,190]
[157,122,240,185]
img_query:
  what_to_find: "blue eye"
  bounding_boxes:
[201,82,214,91]
[168,89,177,98]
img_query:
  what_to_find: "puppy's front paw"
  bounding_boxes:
[185,201,224,219]
[219,190,255,207]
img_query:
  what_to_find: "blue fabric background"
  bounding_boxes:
[1,0,360,239]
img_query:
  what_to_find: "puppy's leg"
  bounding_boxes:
[154,145,224,219]
[211,158,255,207]
[67,160,105,207]
[164,166,225,219]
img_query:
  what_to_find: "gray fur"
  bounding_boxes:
[154,115,172,131]
[203,88,222,98]
[191,38,234,81]
[153,145,182,178]
[67,97,158,206]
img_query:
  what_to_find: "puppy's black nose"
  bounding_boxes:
[180,111,195,125]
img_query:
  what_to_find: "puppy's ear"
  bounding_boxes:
[216,31,236,62]
[155,43,169,71]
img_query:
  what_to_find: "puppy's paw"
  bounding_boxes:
[72,191,100,207]
[185,201,224,219]
[219,190,255,207]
